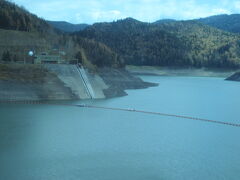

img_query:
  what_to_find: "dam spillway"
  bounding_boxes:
[76,65,95,99]
[43,64,108,99]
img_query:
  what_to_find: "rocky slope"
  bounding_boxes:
[98,67,158,98]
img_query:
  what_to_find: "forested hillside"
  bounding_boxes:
[157,21,240,67]
[0,0,122,68]
[78,18,240,68]
[0,0,55,33]
[77,18,188,66]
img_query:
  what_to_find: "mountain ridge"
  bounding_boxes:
[77,18,240,68]
[47,21,89,33]
[48,14,240,34]
[197,14,240,33]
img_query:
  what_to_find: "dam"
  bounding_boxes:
[43,64,108,99]
[0,64,108,101]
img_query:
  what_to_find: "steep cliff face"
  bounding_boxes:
[226,72,240,81]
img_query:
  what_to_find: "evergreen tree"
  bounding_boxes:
[2,51,11,62]
[75,51,83,64]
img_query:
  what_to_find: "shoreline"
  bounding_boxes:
[0,64,157,101]
[126,65,238,78]
[1,64,238,102]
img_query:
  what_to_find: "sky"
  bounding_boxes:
[11,0,240,24]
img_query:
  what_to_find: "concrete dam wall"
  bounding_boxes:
[43,64,108,99]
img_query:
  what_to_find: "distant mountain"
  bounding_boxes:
[77,18,240,68]
[197,14,240,33]
[154,19,176,24]
[47,21,89,33]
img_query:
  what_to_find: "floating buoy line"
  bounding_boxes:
[0,100,239,128]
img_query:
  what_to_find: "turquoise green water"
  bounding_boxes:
[1,76,240,180]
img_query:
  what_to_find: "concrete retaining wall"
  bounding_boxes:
[44,64,108,99]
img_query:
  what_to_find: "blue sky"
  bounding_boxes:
[12,0,240,24]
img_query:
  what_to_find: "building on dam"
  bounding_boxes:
[34,51,65,64]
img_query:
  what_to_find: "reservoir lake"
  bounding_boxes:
[1,76,240,180]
